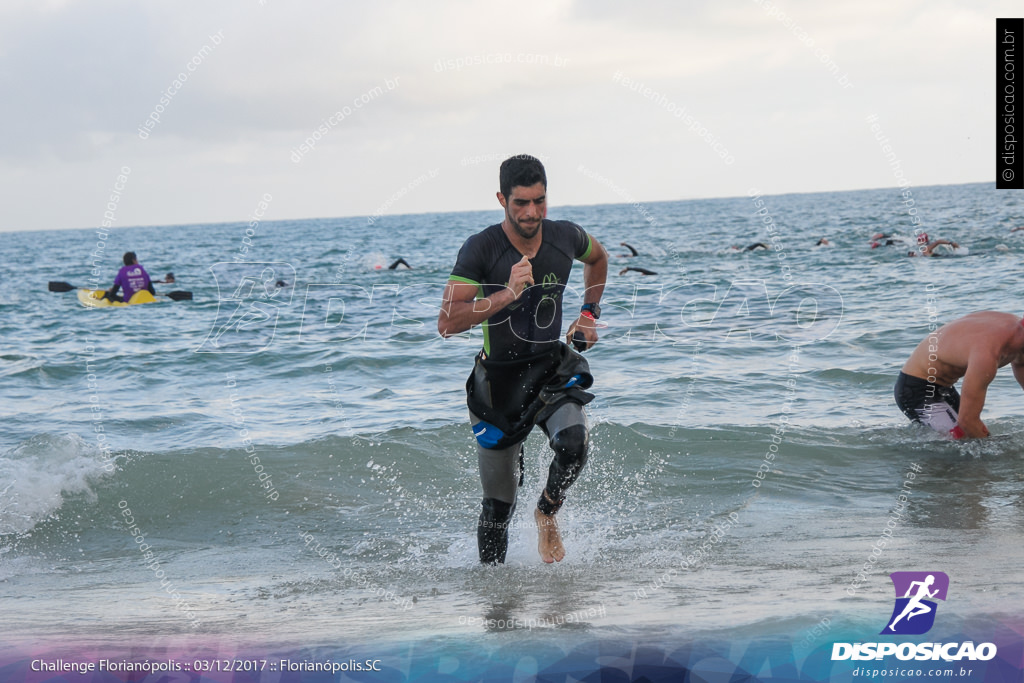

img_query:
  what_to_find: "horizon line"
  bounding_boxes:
[2,178,992,236]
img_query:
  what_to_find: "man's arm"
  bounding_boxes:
[104,280,121,301]
[923,240,958,257]
[565,236,608,349]
[437,255,534,338]
[956,351,998,438]
[437,281,512,337]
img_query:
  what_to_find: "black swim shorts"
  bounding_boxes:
[894,371,961,435]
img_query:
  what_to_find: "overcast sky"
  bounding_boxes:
[0,0,1012,233]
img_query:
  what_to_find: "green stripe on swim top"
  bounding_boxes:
[449,220,591,361]
[578,234,593,261]
[448,275,481,288]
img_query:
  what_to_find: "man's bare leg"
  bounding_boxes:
[534,406,587,563]
[535,492,566,563]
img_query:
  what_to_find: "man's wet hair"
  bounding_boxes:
[499,155,546,199]
[123,251,137,266]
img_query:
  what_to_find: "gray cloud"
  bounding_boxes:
[0,0,1012,231]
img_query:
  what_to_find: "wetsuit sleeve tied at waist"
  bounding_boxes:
[465,342,594,450]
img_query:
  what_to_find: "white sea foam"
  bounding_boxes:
[0,433,114,535]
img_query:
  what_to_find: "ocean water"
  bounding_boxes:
[2,182,1024,670]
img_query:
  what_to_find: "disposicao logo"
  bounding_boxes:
[832,571,998,662]
[881,571,948,635]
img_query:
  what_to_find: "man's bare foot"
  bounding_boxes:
[534,508,566,563]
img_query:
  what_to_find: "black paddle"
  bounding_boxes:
[48,281,193,301]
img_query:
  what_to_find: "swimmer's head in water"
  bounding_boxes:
[916,232,930,245]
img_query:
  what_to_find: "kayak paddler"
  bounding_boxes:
[103,252,155,303]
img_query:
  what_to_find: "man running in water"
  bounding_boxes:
[438,154,608,564]
[896,311,1024,438]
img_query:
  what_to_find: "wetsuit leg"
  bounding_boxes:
[477,443,524,564]
[472,411,525,564]
[537,402,588,515]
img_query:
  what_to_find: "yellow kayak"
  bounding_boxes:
[77,289,158,308]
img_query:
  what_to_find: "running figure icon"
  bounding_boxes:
[888,575,938,631]
[881,571,949,635]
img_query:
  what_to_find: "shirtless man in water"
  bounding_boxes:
[895,312,1024,438]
